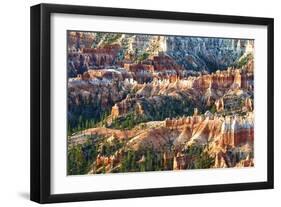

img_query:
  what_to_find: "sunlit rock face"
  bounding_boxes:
[77,112,254,173]
[164,112,254,148]
[163,112,254,169]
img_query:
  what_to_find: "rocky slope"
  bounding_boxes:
[166,37,253,72]
[69,110,254,174]
[67,31,254,77]
[109,67,253,123]
[67,65,254,173]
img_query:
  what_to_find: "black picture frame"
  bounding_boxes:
[30,3,274,204]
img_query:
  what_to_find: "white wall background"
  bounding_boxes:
[0,0,279,206]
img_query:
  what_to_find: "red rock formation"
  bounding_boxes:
[165,112,254,150]
[214,151,228,168]
[174,126,192,147]
[111,104,120,119]
[220,114,254,148]
[232,69,241,89]
[124,63,154,73]
[178,68,254,93]
[173,152,192,170]
[163,151,173,169]
[244,97,253,111]
[123,54,184,76]
[82,44,120,66]
[215,98,224,112]
[80,69,133,81]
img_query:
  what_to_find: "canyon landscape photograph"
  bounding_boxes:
[67,31,254,175]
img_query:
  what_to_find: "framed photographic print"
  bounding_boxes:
[30,3,274,203]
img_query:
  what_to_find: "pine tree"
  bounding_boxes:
[145,150,153,171]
